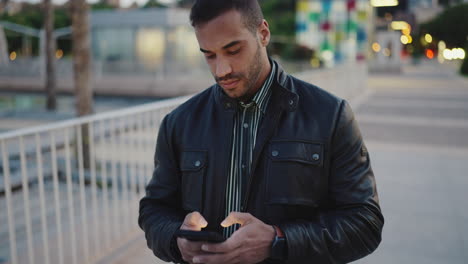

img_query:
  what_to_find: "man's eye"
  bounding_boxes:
[228,49,240,55]
[206,54,216,60]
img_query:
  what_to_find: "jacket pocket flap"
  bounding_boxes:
[269,141,323,166]
[180,150,207,172]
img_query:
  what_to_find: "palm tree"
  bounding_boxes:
[44,0,57,110]
[71,0,92,117]
[71,0,93,168]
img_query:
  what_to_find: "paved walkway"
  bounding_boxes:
[353,61,468,264]
[104,60,468,264]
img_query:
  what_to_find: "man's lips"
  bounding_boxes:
[219,79,240,90]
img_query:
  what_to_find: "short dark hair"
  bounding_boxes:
[190,0,264,34]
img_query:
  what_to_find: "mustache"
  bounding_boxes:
[215,73,244,82]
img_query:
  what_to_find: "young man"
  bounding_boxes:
[138,1,384,263]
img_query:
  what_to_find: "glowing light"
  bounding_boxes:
[383,48,391,57]
[425,34,433,44]
[310,57,320,68]
[9,51,16,61]
[443,49,453,60]
[442,48,466,60]
[438,41,446,63]
[407,35,413,44]
[372,42,381,52]
[391,21,410,31]
[56,49,63,59]
[402,28,411,36]
[453,48,465,59]
[371,0,399,7]
[426,49,434,59]
[321,50,334,62]
[400,35,409,45]
[438,41,446,51]
[135,29,165,70]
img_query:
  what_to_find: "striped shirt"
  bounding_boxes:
[224,62,276,238]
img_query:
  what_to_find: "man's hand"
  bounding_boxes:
[177,212,208,264]
[192,212,276,264]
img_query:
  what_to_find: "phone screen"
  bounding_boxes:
[175,230,226,243]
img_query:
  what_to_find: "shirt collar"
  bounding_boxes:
[240,61,276,114]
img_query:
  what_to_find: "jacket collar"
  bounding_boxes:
[215,59,298,112]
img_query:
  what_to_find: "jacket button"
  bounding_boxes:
[272,150,279,157]
[225,102,232,108]
[194,160,201,167]
[312,154,320,161]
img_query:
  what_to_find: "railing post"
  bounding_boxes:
[19,137,35,264]
[35,133,50,264]
[1,140,18,264]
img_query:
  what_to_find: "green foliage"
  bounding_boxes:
[260,0,296,38]
[461,56,468,76]
[0,3,71,55]
[143,0,167,8]
[260,0,302,60]
[0,4,71,29]
[421,3,468,48]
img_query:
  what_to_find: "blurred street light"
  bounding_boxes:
[438,41,446,63]
[400,35,409,44]
[443,48,466,60]
[371,0,399,7]
[426,49,434,59]
[402,27,411,36]
[425,34,433,44]
[9,51,16,60]
[391,21,410,31]
[55,49,63,59]
[372,42,381,52]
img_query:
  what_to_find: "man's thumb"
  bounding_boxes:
[221,212,251,227]
[184,211,208,229]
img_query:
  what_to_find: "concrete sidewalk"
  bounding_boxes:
[355,60,468,263]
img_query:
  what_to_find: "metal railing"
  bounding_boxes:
[0,95,190,264]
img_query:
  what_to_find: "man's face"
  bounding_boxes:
[194,10,269,101]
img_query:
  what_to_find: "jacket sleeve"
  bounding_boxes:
[138,115,185,263]
[280,100,384,263]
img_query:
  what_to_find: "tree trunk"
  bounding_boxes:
[44,0,57,110]
[0,26,8,66]
[71,0,93,169]
[71,0,93,117]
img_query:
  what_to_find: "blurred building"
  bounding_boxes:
[90,8,203,76]
[295,0,372,67]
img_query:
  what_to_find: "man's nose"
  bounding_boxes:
[216,58,232,79]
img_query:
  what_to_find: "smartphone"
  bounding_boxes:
[175,230,226,243]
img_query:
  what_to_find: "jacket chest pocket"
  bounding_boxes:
[180,150,207,212]
[266,140,324,207]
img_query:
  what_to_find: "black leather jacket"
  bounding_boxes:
[139,61,384,264]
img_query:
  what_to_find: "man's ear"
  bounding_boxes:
[258,19,270,47]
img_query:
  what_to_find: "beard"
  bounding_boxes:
[215,43,264,102]
[240,43,263,102]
